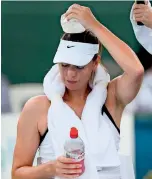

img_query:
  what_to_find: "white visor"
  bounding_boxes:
[53,40,99,66]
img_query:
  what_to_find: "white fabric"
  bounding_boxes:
[43,64,123,179]
[38,112,120,164]
[61,14,85,34]
[53,40,99,66]
[38,112,135,179]
[119,154,135,179]
[43,64,135,179]
[130,1,152,54]
[103,113,120,151]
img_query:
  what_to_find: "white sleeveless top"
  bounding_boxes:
[38,105,121,178]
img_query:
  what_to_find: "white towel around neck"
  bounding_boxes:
[43,64,120,179]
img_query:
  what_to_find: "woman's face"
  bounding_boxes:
[59,58,99,91]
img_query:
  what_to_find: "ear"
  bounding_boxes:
[93,55,101,70]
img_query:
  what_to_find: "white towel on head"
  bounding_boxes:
[43,64,121,179]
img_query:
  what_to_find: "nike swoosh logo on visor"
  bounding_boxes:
[67,46,75,48]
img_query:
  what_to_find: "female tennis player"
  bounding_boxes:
[12,4,144,179]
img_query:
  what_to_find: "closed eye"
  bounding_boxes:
[61,63,70,68]
[61,63,85,70]
[75,65,85,70]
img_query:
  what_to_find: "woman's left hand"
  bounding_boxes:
[64,4,99,31]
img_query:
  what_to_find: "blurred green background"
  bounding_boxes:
[135,114,152,179]
[1,1,140,84]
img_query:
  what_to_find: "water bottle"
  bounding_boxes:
[64,127,85,175]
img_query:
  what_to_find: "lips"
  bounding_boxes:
[67,80,77,84]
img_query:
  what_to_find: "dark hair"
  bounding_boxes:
[61,30,102,61]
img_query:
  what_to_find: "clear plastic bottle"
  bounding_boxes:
[64,127,85,175]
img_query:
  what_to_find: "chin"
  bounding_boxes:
[65,82,80,91]
[66,85,79,91]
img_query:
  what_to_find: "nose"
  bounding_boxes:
[67,66,77,78]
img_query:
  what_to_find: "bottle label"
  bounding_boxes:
[65,151,85,162]
[65,150,85,175]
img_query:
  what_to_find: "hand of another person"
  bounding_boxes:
[133,2,152,28]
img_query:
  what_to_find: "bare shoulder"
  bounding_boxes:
[19,95,50,134]
[12,95,51,170]
[105,77,125,128]
[23,95,50,111]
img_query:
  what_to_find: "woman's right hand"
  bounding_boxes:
[52,156,83,178]
[64,4,99,32]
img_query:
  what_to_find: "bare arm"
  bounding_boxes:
[65,4,144,107]
[12,96,82,179]
[12,96,55,179]
[92,22,144,106]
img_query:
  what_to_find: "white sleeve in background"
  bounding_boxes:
[130,1,152,54]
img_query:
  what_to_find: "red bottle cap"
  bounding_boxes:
[70,127,78,138]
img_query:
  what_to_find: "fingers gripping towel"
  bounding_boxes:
[43,64,121,179]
